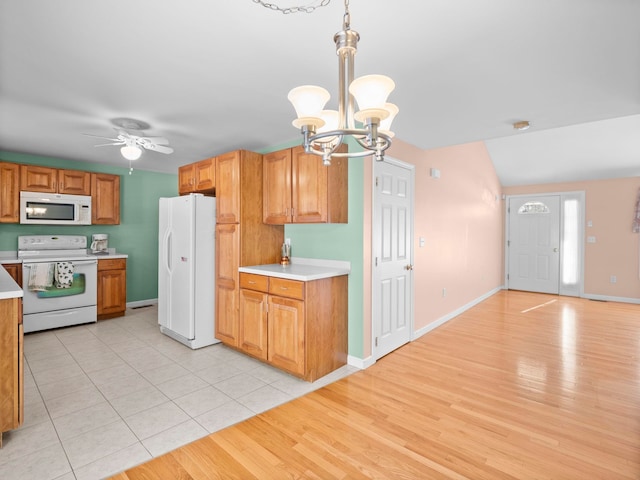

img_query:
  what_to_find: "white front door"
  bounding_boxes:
[507,195,561,294]
[372,158,414,360]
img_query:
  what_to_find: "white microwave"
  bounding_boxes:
[20,191,92,225]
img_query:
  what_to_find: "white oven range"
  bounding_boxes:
[19,235,97,333]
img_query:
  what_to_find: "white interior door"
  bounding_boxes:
[507,195,560,294]
[372,159,414,360]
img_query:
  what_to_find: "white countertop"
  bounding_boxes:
[93,252,129,259]
[0,264,23,299]
[239,257,350,281]
[0,251,20,264]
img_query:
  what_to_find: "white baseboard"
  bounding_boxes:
[347,354,374,370]
[412,286,503,340]
[582,294,640,305]
[126,298,158,309]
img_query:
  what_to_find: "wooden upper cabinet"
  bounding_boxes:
[178,164,194,195]
[0,162,20,223]
[263,145,348,224]
[178,157,216,195]
[263,149,292,225]
[216,151,241,224]
[20,165,56,193]
[58,169,91,195]
[91,173,120,225]
[291,147,329,223]
[20,165,90,195]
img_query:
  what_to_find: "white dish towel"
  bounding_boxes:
[28,263,54,291]
[55,262,75,288]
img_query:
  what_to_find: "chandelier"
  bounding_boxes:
[287,0,398,165]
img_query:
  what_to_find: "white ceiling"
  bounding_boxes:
[1,0,639,186]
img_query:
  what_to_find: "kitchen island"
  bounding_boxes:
[238,258,350,381]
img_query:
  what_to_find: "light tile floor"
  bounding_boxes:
[0,305,357,480]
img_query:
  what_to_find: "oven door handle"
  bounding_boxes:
[23,260,98,267]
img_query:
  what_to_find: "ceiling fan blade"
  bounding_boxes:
[143,144,174,154]
[139,136,169,145]
[93,142,125,147]
[82,133,119,141]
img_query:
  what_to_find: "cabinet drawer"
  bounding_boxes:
[240,273,269,292]
[97,258,126,271]
[269,278,304,300]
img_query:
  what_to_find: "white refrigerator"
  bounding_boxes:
[158,194,219,349]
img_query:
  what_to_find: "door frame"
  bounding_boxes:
[371,156,415,361]
[504,191,585,297]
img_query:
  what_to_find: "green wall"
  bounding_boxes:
[258,140,365,359]
[0,152,178,303]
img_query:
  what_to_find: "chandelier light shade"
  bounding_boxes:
[120,144,142,161]
[288,0,398,165]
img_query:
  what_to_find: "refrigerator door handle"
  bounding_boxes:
[164,229,172,273]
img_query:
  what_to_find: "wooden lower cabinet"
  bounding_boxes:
[2,263,22,287]
[239,272,348,382]
[238,288,268,361]
[0,296,23,448]
[97,258,126,320]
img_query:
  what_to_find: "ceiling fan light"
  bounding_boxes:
[121,145,142,160]
[288,85,330,126]
[349,74,395,112]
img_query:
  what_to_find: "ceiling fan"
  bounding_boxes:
[83,128,174,160]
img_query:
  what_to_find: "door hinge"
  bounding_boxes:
[375,337,378,347]
[507,273,510,280]
[375,257,378,266]
[375,176,379,187]
[507,207,510,213]
[507,240,510,247]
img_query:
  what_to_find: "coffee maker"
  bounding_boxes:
[90,234,109,254]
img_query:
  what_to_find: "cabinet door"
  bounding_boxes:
[2,264,22,287]
[58,169,91,195]
[291,146,328,223]
[20,165,57,193]
[268,295,305,376]
[263,149,292,224]
[0,297,22,437]
[216,151,240,224]
[178,164,194,195]
[0,162,19,223]
[215,223,240,346]
[194,158,216,192]
[97,269,126,317]
[239,289,268,361]
[91,173,120,224]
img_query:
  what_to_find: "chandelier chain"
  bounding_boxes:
[252,0,330,14]
[343,0,350,29]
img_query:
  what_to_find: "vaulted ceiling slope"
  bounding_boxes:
[1,0,639,186]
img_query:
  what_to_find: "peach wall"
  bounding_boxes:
[504,177,640,300]
[362,139,504,341]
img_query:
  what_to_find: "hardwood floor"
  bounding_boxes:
[111,291,640,479]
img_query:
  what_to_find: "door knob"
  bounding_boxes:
[405,264,413,271]
[553,247,558,252]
